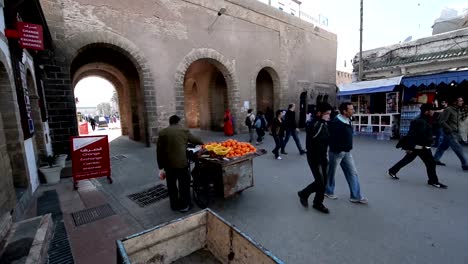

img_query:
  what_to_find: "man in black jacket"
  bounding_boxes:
[298,103,333,214]
[325,102,368,204]
[388,104,447,188]
[281,103,306,155]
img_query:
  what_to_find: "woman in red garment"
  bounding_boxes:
[223,109,234,136]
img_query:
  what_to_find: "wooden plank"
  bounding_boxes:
[122,211,207,263]
[128,226,206,264]
[206,211,282,264]
[222,159,254,198]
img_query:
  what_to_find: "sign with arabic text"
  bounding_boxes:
[17,22,44,50]
[71,135,110,184]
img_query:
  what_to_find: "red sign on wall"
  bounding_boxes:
[70,135,112,189]
[17,22,44,51]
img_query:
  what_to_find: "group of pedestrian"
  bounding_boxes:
[298,102,368,214]
[245,104,307,159]
[156,97,467,215]
[388,96,468,190]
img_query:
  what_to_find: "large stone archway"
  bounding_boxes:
[174,49,240,132]
[71,44,147,143]
[41,32,158,151]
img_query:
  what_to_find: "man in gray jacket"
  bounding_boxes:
[433,97,468,171]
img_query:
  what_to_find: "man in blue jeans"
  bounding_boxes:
[433,97,468,171]
[325,102,368,204]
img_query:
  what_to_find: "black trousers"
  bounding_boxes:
[389,148,439,183]
[272,135,284,157]
[256,128,265,142]
[299,154,328,206]
[165,167,191,210]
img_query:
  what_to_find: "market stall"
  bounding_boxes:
[399,70,468,136]
[337,76,403,138]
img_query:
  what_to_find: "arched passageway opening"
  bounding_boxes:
[71,44,147,143]
[183,59,229,131]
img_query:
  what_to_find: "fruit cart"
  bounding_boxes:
[198,149,266,198]
[189,140,266,208]
[117,209,284,264]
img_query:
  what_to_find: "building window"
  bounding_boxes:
[279,7,283,11]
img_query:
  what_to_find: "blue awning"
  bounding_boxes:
[337,76,403,96]
[402,70,468,88]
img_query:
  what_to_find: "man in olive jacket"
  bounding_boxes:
[433,97,468,171]
[157,115,203,212]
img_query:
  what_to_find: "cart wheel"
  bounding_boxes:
[73,182,78,190]
[107,177,113,184]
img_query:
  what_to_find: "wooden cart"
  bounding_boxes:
[116,209,284,264]
[198,149,266,198]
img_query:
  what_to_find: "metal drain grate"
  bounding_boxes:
[37,190,75,264]
[127,184,169,207]
[71,204,116,227]
[111,154,127,161]
[48,220,74,264]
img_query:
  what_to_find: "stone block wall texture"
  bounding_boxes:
[0,112,15,216]
[39,0,337,142]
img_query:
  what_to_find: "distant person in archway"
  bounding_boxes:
[223,109,234,136]
[265,107,274,133]
[281,103,306,155]
[90,118,96,131]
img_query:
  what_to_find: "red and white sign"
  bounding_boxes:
[17,22,44,51]
[70,135,111,188]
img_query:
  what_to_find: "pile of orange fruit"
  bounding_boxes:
[221,139,256,158]
[203,139,257,158]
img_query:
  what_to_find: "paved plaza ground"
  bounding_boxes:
[31,130,468,263]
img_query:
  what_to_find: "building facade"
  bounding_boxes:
[38,0,337,151]
[336,70,352,86]
[0,0,54,227]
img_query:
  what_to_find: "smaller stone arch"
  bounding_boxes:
[73,63,131,136]
[174,48,240,132]
[0,49,29,190]
[251,60,284,113]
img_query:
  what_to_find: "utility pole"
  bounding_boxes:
[359,0,364,81]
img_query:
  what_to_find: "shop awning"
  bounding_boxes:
[337,76,403,96]
[402,70,468,88]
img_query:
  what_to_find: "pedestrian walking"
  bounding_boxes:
[388,104,447,188]
[254,111,267,145]
[223,109,234,136]
[298,103,333,214]
[281,103,306,155]
[433,100,448,147]
[459,104,468,144]
[245,109,255,143]
[90,118,96,131]
[265,107,274,133]
[271,110,285,160]
[325,102,368,204]
[433,97,468,170]
[157,115,204,212]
